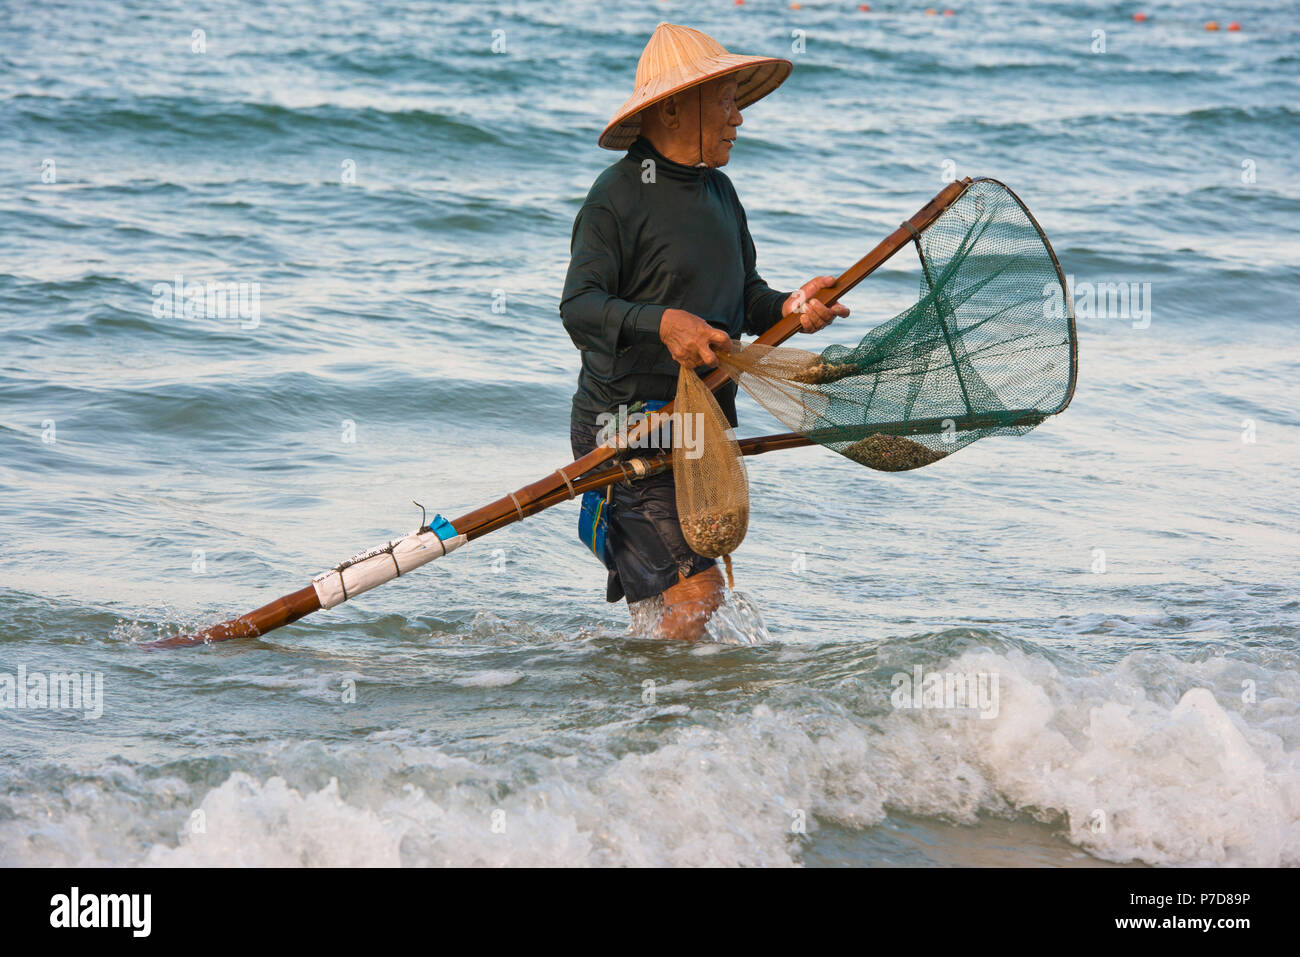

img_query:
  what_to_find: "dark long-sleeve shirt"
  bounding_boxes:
[561,137,788,429]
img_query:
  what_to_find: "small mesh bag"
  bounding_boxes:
[671,365,749,564]
[717,178,1077,470]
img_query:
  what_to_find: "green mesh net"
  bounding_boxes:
[718,178,1078,471]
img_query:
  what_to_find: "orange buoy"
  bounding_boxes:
[1205,20,1220,31]
[1133,12,1148,22]
[1228,21,1241,31]
[790,1,801,8]
[925,7,938,14]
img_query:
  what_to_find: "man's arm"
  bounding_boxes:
[560,203,664,355]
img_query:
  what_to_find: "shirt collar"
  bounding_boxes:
[628,137,709,181]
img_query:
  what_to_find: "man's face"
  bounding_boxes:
[698,77,742,168]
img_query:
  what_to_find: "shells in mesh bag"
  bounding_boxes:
[841,433,948,471]
[788,360,861,385]
[679,508,746,557]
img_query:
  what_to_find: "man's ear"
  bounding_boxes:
[655,95,681,130]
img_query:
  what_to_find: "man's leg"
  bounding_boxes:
[572,417,724,639]
[657,565,725,642]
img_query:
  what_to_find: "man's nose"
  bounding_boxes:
[731,109,743,128]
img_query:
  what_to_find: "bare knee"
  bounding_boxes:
[657,565,725,642]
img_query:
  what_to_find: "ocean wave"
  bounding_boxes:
[2,93,512,148]
[1,641,1295,867]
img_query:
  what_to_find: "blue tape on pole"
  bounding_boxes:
[429,514,458,540]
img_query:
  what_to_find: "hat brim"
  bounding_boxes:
[598,56,792,151]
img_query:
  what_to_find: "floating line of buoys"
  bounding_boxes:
[715,3,1248,26]
[723,3,961,14]
[720,3,964,16]
[1132,12,1243,31]
[718,2,1243,35]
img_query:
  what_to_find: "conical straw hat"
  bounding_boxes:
[598,23,792,151]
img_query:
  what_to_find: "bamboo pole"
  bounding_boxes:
[145,432,814,648]
[148,179,973,649]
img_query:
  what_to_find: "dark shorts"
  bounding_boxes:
[570,419,716,605]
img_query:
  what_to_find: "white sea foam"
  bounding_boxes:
[3,647,1295,867]
[865,648,1300,866]
[216,671,363,701]
[451,670,525,688]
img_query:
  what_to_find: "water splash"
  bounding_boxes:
[625,595,666,639]
[704,590,771,646]
[624,589,770,646]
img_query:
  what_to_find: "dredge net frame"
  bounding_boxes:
[719,177,1078,471]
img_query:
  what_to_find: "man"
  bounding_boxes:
[561,23,848,641]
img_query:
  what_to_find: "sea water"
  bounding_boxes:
[0,0,1297,866]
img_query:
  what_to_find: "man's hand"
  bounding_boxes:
[785,276,850,333]
[659,308,731,367]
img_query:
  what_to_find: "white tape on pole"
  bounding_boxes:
[311,528,468,610]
